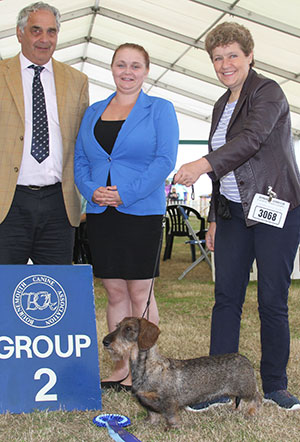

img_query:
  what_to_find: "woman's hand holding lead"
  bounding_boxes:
[173,158,212,186]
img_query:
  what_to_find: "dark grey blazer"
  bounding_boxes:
[206,68,300,225]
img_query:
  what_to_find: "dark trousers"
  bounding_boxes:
[0,184,74,265]
[210,201,300,393]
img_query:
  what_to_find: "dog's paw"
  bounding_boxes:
[145,411,161,425]
[164,423,180,431]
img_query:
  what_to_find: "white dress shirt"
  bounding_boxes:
[17,53,63,186]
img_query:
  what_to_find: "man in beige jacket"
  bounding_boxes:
[0,2,89,264]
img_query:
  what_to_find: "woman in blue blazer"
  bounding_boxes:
[74,43,179,390]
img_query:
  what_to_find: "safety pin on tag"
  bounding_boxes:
[267,186,277,202]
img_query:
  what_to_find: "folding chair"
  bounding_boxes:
[163,204,206,262]
[177,205,211,280]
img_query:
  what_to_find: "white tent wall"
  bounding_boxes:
[175,114,211,197]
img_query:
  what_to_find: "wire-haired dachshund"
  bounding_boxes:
[103,317,261,429]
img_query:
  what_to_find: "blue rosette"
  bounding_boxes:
[93,413,131,428]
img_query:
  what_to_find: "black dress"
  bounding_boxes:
[86,118,163,279]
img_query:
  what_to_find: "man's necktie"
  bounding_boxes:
[29,65,49,163]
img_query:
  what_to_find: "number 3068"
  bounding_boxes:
[257,209,277,222]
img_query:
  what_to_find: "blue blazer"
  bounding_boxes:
[74,90,179,215]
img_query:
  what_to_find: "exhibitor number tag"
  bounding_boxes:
[248,193,290,228]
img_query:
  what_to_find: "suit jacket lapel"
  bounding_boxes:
[5,55,25,125]
[113,90,152,152]
[227,93,247,133]
[210,73,250,142]
[209,90,229,142]
[52,59,66,131]
[227,69,253,133]
[89,90,152,153]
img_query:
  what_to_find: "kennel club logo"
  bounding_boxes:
[13,275,67,328]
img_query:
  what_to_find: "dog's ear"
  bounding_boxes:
[138,318,160,351]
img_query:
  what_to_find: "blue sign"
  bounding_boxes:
[0,265,102,414]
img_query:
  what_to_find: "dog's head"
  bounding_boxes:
[103,317,160,360]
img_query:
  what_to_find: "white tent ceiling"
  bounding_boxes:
[1,0,300,139]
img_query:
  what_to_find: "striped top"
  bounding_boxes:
[211,100,241,202]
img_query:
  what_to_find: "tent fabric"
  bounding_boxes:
[1,0,300,137]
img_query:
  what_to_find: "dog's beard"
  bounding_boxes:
[105,346,131,362]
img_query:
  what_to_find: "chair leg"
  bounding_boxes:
[178,247,211,280]
[163,235,174,260]
[163,236,171,260]
[189,243,196,262]
[168,236,174,259]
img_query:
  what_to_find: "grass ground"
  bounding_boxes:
[1,230,300,441]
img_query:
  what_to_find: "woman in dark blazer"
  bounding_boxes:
[75,43,179,390]
[175,22,300,411]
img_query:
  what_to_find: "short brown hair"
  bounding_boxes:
[111,43,150,69]
[205,22,255,67]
